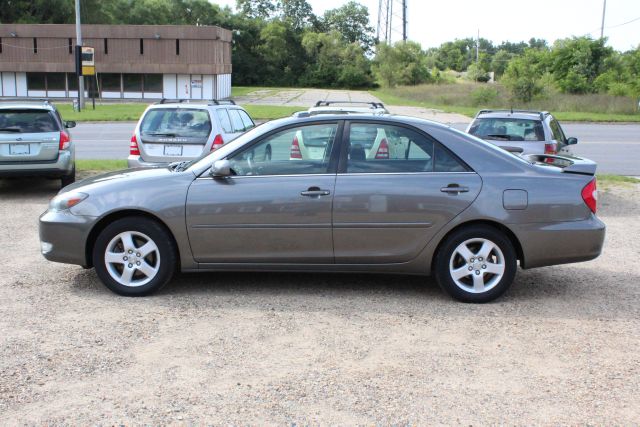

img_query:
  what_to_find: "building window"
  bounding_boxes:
[176,39,180,55]
[123,74,142,92]
[68,38,72,54]
[47,73,66,91]
[139,38,144,55]
[143,74,162,93]
[104,38,108,54]
[101,73,121,92]
[27,73,46,91]
[33,38,38,54]
[67,73,78,91]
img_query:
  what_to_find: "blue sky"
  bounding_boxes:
[213,0,640,51]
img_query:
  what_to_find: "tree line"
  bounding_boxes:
[2,0,639,100]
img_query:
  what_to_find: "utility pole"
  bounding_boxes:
[75,0,85,110]
[600,0,607,39]
[402,0,407,41]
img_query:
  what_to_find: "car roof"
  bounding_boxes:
[0,99,55,111]
[151,99,238,108]
[474,109,550,121]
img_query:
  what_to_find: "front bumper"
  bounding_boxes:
[513,215,606,269]
[0,151,74,177]
[39,208,96,267]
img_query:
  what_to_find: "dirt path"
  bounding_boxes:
[0,179,638,424]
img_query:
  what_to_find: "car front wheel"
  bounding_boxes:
[92,217,177,296]
[434,225,517,303]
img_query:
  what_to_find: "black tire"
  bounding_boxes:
[92,217,177,296]
[61,166,76,188]
[434,225,517,303]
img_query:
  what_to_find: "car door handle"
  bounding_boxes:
[300,187,331,197]
[440,185,469,194]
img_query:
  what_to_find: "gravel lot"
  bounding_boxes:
[0,177,639,425]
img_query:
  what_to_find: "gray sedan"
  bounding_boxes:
[39,115,605,302]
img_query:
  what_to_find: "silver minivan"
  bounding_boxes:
[0,99,76,188]
[128,99,255,167]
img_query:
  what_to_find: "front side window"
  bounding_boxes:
[469,118,545,142]
[216,109,233,133]
[238,110,255,131]
[140,108,212,138]
[549,119,566,143]
[227,123,338,176]
[228,109,248,133]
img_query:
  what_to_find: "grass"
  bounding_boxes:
[56,101,299,122]
[371,83,640,122]
[76,159,127,171]
[597,174,640,187]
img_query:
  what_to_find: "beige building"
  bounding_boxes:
[0,24,232,100]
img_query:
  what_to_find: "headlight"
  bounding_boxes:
[49,192,89,212]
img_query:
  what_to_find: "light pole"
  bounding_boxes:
[600,0,607,39]
[75,0,85,110]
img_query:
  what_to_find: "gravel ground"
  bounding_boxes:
[0,177,639,425]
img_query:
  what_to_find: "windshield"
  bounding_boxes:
[140,108,211,138]
[449,126,534,166]
[469,118,545,142]
[0,109,59,133]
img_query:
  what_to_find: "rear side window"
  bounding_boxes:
[469,118,545,142]
[0,109,58,133]
[238,110,255,131]
[140,108,211,138]
[228,109,248,133]
[216,109,233,133]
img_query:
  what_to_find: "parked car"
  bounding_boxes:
[40,114,604,303]
[466,109,578,156]
[0,99,76,188]
[293,101,389,118]
[127,99,255,167]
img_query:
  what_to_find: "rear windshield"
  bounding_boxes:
[0,109,59,133]
[140,108,212,138]
[469,118,545,142]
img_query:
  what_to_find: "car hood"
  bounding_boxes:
[62,166,189,194]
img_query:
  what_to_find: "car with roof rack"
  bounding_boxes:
[0,98,76,188]
[127,98,256,168]
[293,101,389,118]
[466,109,578,156]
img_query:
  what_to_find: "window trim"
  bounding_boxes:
[338,120,472,174]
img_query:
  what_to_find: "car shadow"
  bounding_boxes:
[68,265,640,321]
[0,177,61,197]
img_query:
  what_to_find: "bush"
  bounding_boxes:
[470,86,498,106]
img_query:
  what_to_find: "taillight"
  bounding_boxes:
[59,131,70,150]
[211,134,224,151]
[129,134,140,155]
[544,143,556,164]
[375,138,389,159]
[290,135,302,159]
[581,178,597,214]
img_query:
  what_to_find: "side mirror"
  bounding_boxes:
[566,137,578,145]
[64,121,76,129]
[210,159,232,177]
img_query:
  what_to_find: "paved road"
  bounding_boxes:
[73,122,640,175]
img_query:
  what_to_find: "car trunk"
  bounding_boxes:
[138,135,208,163]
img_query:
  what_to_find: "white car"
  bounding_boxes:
[128,99,255,167]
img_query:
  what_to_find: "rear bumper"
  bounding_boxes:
[0,151,74,177]
[513,215,606,269]
[39,209,95,267]
[127,155,170,168]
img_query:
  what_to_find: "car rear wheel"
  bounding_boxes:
[61,167,75,188]
[92,217,177,296]
[434,225,517,303]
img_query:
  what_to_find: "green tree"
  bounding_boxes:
[550,36,613,94]
[373,41,432,87]
[322,1,374,51]
[502,48,551,102]
[0,0,74,23]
